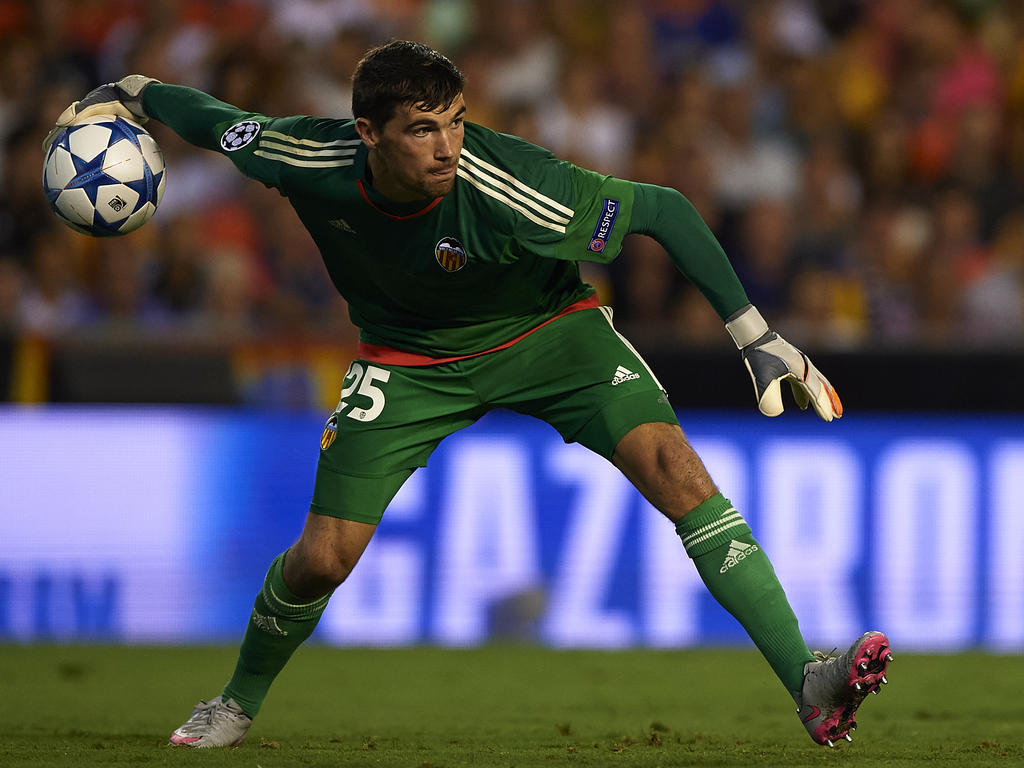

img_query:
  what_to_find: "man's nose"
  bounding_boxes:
[435,130,455,158]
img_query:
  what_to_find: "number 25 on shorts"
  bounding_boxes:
[336,362,391,422]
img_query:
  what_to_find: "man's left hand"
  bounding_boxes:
[741,331,843,421]
[724,303,843,422]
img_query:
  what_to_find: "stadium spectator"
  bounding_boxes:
[862,202,931,345]
[86,235,171,331]
[480,0,561,108]
[730,196,799,322]
[269,0,381,49]
[792,136,862,270]
[193,245,260,339]
[776,265,865,350]
[150,211,207,322]
[960,207,1024,344]
[536,54,636,176]
[0,256,23,332]
[703,51,802,213]
[18,230,90,335]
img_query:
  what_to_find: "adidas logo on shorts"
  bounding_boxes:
[611,365,641,386]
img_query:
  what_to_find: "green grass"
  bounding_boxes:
[0,645,1021,767]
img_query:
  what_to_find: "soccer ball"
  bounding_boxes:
[42,115,165,237]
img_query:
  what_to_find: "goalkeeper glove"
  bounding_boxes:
[725,304,843,422]
[43,75,160,151]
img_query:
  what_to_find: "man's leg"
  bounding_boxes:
[169,512,377,748]
[221,513,377,716]
[488,308,888,744]
[612,421,891,746]
[485,308,816,692]
[170,355,476,748]
[612,421,814,695]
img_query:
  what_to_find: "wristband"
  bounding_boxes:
[724,305,769,349]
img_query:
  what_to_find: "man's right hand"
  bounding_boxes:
[43,75,159,151]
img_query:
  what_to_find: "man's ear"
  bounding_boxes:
[355,117,378,148]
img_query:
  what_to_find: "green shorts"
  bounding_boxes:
[311,307,678,523]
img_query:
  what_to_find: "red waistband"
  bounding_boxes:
[356,294,601,367]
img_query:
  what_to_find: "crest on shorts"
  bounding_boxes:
[435,236,468,272]
[320,417,338,450]
[220,120,260,151]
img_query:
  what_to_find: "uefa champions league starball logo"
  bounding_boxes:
[220,121,260,151]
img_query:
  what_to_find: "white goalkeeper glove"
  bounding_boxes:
[43,74,160,151]
[725,305,843,422]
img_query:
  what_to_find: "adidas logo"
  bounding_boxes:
[328,217,356,234]
[251,609,289,637]
[611,365,641,386]
[719,539,759,573]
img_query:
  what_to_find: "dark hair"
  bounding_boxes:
[351,40,465,128]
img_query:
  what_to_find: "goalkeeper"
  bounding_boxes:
[47,41,889,750]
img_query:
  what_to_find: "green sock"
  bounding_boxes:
[221,551,332,717]
[676,493,813,694]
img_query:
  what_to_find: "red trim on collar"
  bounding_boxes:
[357,179,443,220]
[356,295,601,367]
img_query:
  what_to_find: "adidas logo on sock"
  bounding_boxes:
[252,609,289,637]
[719,539,759,573]
[611,365,641,386]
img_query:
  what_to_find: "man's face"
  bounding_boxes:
[357,94,466,201]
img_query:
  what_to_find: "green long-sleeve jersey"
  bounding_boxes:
[143,84,748,358]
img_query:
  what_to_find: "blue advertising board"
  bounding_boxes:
[1,406,1022,651]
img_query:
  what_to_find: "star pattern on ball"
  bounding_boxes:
[43,116,165,237]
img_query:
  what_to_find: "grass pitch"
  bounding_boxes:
[0,644,1021,767]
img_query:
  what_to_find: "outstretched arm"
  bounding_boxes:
[44,76,281,181]
[43,76,354,196]
[141,83,263,152]
[628,182,843,421]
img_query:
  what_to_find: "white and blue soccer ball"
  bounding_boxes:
[42,115,165,237]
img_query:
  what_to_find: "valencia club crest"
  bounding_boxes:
[321,418,338,450]
[435,236,468,272]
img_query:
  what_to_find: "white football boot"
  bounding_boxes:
[796,631,892,747]
[168,695,252,748]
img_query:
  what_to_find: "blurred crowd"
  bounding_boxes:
[2,0,1024,350]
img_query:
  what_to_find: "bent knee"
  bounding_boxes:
[284,545,359,596]
[622,424,713,484]
[285,513,377,596]
[651,440,717,497]
[310,552,359,587]
[613,423,717,518]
